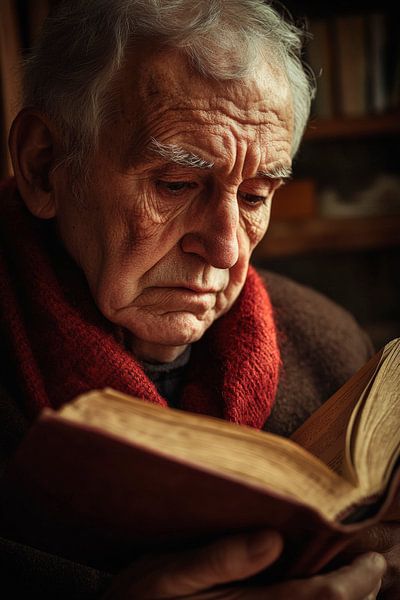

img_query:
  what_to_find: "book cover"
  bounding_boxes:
[0,339,399,580]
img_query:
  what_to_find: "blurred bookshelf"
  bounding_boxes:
[253,2,400,260]
[259,3,400,253]
[305,111,400,141]
[254,215,400,259]
[255,2,400,349]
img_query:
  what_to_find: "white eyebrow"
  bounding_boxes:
[257,164,293,180]
[148,137,215,169]
[148,137,291,180]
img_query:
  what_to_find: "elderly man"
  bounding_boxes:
[0,0,398,598]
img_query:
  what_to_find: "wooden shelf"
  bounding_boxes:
[253,215,400,258]
[304,112,400,141]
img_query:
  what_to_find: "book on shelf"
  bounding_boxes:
[306,11,400,121]
[0,338,399,581]
[334,14,368,117]
[0,0,22,178]
[386,15,400,110]
[270,178,316,221]
[367,13,388,115]
[306,18,335,119]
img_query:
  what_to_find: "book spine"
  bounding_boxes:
[366,13,388,114]
[306,18,336,119]
[386,14,400,110]
[334,15,368,117]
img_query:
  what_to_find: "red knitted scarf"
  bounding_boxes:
[0,178,280,428]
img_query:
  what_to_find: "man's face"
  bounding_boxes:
[53,48,293,362]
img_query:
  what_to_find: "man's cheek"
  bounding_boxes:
[240,213,270,252]
[107,198,173,263]
[96,264,143,318]
[130,185,189,227]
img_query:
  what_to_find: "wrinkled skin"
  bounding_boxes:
[51,47,293,363]
[12,45,398,599]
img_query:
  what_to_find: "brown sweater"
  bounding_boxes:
[262,270,373,436]
[0,269,373,598]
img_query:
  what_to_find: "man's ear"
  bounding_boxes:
[8,108,59,219]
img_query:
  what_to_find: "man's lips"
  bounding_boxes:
[129,286,219,313]
[173,285,222,294]
[147,283,225,294]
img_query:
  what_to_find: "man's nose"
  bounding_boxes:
[180,194,240,269]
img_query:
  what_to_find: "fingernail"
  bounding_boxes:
[246,530,282,559]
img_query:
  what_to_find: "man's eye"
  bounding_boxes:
[238,191,267,205]
[156,181,197,195]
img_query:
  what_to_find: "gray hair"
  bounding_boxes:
[22,0,314,172]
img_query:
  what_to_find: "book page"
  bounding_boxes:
[351,339,400,495]
[291,349,384,482]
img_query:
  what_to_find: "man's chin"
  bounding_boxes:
[127,328,204,364]
[125,311,216,352]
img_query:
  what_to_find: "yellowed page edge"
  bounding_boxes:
[291,348,384,480]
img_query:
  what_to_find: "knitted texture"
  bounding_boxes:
[0,178,280,428]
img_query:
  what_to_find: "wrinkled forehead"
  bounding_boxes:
[110,46,293,158]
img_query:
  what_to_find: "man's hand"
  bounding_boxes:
[102,529,386,599]
[340,522,400,599]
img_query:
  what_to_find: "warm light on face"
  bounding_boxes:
[53,49,293,362]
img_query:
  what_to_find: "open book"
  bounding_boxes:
[0,338,399,579]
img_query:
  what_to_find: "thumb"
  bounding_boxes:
[139,529,283,598]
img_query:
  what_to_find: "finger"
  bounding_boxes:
[310,553,386,600]
[112,529,283,598]
[146,529,283,597]
[260,553,386,600]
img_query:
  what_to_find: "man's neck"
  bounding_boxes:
[126,337,189,365]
